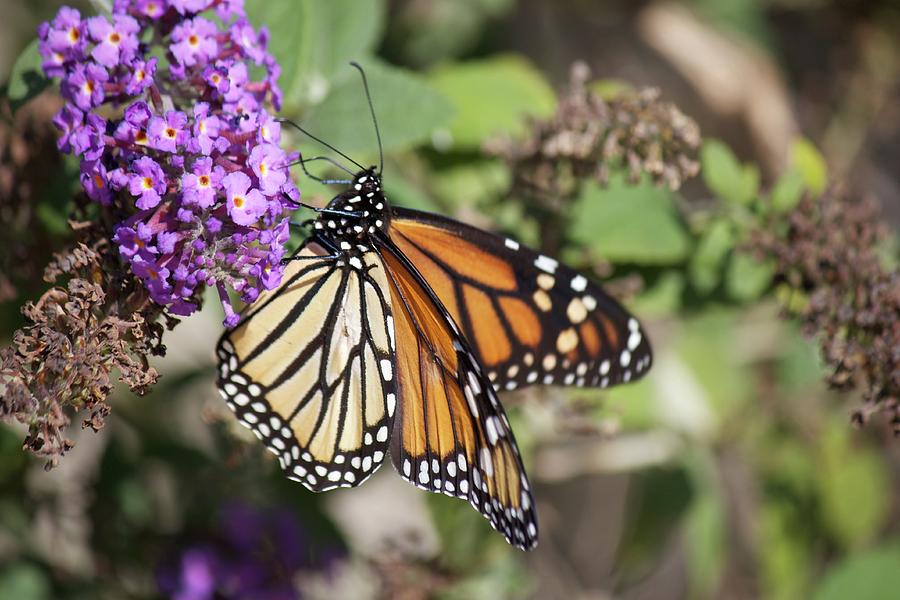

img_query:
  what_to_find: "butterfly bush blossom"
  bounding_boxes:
[37,0,298,326]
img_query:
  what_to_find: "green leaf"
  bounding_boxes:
[4,39,50,113]
[570,176,690,265]
[725,252,774,301]
[245,0,385,111]
[301,60,454,155]
[814,545,900,600]
[792,138,827,196]
[818,423,890,549]
[701,139,758,205]
[0,563,51,600]
[684,454,727,598]
[632,271,685,318]
[428,55,556,149]
[769,170,805,213]
[689,220,736,294]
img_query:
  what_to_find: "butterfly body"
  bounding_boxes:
[217,164,651,550]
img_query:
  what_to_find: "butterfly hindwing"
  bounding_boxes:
[377,239,539,550]
[216,240,396,491]
[389,208,653,392]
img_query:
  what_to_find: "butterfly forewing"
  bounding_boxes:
[378,240,539,550]
[216,241,397,491]
[389,208,652,392]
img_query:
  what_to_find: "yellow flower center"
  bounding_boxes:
[188,34,199,47]
[198,175,210,188]
[142,177,154,190]
[135,130,148,145]
[108,32,121,45]
[233,195,245,208]
[165,127,177,139]
[68,27,80,43]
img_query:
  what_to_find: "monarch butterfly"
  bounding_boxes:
[216,64,652,550]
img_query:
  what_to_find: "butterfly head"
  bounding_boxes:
[317,167,390,242]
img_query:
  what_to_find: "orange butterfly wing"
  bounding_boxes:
[388,208,652,392]
[377,240,539,550]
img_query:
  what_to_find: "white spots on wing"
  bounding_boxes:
[504,238,520,250]
[571,275,588,292]
[628,329,642,351]
[376,425,388,442]
[386,315,395,349]
[380,359,393,381]
[523,352,534,366]
[340,241,352,250]
[363,456,372,471]
[582,294,597,311]
[535,255,558,274]
[386,393,396,417]
[620,349,632,367]
[223,383,237,396]
[566,298,588,324]
[536,273,555,290]
[233,393,249,406]
[576,362,588,376]
[542,354,557,371]
[348,256,363,270]
[464,385,479,417]
[458,455,468,472]
[480,447,494,476]
[467,371,482,394]
[527,371,538,383]
[599,360,611,375]
[447,461,457,477]
[532,289,552,312]
[506,365,519,379]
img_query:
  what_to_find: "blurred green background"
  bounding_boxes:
[1,0,898,598]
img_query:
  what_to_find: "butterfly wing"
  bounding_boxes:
[388,208,652,392]
[216,240,396,491]
[377,239,539,550]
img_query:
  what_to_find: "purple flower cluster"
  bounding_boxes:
[157,503,342,600]
[38,0,298,325]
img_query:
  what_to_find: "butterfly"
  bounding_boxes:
[215,64,652,550]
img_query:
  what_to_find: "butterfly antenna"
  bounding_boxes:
[277,117,366,172]
[349,61,383,175]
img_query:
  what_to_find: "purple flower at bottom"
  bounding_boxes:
[128,156,167,209]
[181,157,221,208]
[43,6,86,58]
[222,171,267,226]
[248,143,287,195]
[87,14,140,68]
[170,0,212,15]
[51,104,83,153]
[124,57,157,95]
[148,110,189,153]
[189,102,224,155]
[63,62,108,110]
[133,259,173,304]
[170,16,219,67]
[114,223,156,260]
[133,0,169,19]
[81,160,114,204]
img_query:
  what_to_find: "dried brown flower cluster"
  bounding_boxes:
[487,61,701,210]
[749,193,900,432]
[0,238,168,468]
